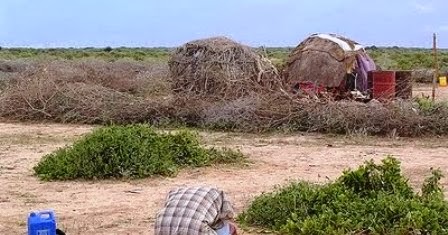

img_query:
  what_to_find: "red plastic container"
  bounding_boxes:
[369,71,396,99]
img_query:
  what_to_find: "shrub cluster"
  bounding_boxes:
[239,157,448,235]
[33,124,245,180]
[367,48,448,72]
[0,47,171,61]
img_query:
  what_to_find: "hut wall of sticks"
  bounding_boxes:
[168,37,281,99]
[283,33,377,97]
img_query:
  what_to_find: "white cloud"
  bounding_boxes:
[413,2,435,13]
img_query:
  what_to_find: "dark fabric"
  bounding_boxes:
[355,52,376,92]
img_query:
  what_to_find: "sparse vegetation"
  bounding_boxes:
[367,47,448,72]
[2,60,448,136]
[415,96,448,114]
[1,41,447,235]
[33,124,245,180]
[239,157,448,235]
[1,47,448,137]
[0,47,171,62]
[0,47,447,72]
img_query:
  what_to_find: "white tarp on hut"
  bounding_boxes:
[312,34,365,52]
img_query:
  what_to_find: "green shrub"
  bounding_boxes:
[416,97,437,114]
[415,97,448,115]
[367,48,448,71]
[103,46,113,52]
[33,124,245,180]
[239,157,448,235]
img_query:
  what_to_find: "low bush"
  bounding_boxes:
[415,96,448,114]
[239,157,448,235]
[33,124,245,180]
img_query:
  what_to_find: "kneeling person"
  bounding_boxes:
[154,186,237,235]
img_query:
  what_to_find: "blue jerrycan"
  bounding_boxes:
[27,210,57,235]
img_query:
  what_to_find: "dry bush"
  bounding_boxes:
[33,59,150,94]
[1,58,448,137]
[411,69,448,83]
[0,60,173,124]
[173,92,448,137]
[200,95,260,130]
[0,72,13,91]
[2,69,448,136]
[0,76,171,124]
[3,59,171,95]
[412,69,434,83]
[291,100,421,136]
[168,36,281,99]
[0,59,33,73]
[134,61,171,98]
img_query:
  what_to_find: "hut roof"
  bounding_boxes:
[285,34,369,88]
[168,36,280,99]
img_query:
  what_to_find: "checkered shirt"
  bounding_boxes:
[154,186,235,235]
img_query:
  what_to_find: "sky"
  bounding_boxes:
[1,0,447,48]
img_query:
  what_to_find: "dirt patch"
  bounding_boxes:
[413,83,448,101]
[0,123,447,234]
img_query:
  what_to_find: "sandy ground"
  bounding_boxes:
[1,123,448,235]
[413,83,448,101]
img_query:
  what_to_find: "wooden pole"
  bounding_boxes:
[432,33,439,101]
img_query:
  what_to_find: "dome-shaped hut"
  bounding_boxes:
[168,36,280,99]
[284,33,376,93]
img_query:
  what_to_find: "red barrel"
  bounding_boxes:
[369,71,396,99]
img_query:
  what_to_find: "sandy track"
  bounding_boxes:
[413,83,448,101]
[0,123,447,234]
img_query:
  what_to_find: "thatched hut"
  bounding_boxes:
[168,36,280,99]
[284,34,376,93]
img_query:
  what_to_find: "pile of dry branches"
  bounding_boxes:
[1,58,448,137]
[171,92,448,137]
[0,60,172,124]
[168,36,281,99]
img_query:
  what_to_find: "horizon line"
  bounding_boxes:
[1,45,447,50]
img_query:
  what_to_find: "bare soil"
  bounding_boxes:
[413,83,448,101]
[1,123,447,235]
